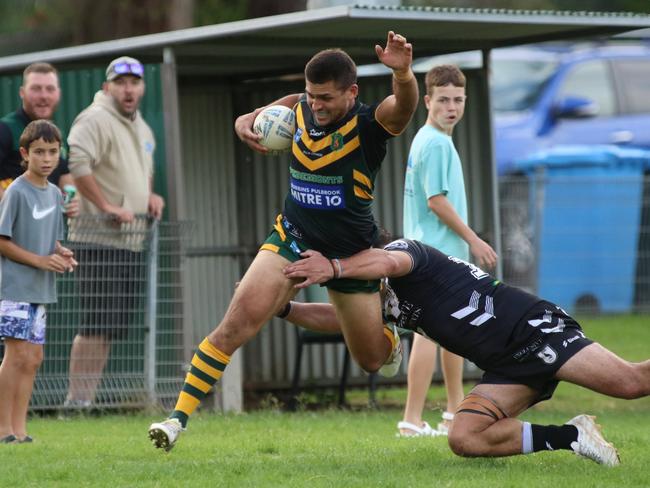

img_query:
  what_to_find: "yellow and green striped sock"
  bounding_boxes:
[170,337,230,427]
[383,323,398,349]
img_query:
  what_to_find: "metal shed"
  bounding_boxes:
[2,5,650,410]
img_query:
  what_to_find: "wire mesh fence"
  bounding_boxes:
[0,215,190,411]
[4,173,648,411]
[500,172,650,314]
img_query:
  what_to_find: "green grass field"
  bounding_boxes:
[0,315,648,487]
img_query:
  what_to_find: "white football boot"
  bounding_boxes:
[148,418,185,452]
[566,414,620,467]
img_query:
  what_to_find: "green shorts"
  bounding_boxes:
[260,214,380,294]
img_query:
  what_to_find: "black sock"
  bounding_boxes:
[531,424,579,452]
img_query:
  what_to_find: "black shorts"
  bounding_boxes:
[478,301,593,405]
[74,246,146,340]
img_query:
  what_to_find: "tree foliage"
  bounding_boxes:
[0,0,647,56]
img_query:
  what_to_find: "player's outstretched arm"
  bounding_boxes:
[283,248,412,288]
[234,93,301,154]
[374,31,418,135]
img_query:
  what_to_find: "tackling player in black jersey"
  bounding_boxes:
[282,239,650,466]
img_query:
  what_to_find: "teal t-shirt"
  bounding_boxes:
[403,124,469,260]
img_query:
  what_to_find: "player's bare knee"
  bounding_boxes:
[356,356,383,373]
[447,430,465,456]
[219,306,267,338]
[347,343,386,372]
[449,393,507,456]
[448,429,480,457]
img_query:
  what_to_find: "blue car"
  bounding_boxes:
[490,44,650,175]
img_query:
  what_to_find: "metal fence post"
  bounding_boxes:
[533,166,546,294]
[145,219,160,405]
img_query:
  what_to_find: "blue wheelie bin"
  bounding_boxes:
[513,145,650,313]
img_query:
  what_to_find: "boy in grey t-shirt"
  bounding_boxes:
[0,120,77,444]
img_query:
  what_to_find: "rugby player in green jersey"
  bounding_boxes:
[149,31,419,451]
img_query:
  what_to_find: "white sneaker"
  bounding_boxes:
[378,323,402,377]
[566,414,620,467]
[148,418,185,452]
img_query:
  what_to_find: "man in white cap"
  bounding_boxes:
[63,55,164,410]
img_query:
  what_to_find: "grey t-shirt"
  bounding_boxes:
[0,175,65,303]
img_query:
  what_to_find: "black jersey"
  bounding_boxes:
[283,99,392,258]
[383,239,545,372]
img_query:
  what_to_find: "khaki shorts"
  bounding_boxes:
[260,214,380,294]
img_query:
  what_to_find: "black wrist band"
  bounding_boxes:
[276,301,292,319]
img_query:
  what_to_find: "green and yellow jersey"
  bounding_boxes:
[282,98,395,258]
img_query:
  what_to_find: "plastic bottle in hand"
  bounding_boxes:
[62,184,77,212]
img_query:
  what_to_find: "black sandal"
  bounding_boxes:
[0,435,16,444]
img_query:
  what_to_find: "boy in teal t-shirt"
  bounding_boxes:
[399,65,498,439]
[404,124,469,260]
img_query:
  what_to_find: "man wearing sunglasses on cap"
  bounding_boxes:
[62,56,164,411]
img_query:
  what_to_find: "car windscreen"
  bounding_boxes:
[491,59,558,113]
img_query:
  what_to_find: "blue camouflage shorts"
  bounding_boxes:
[0,300,47,345]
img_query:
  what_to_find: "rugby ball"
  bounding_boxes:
[253,105,296,153]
